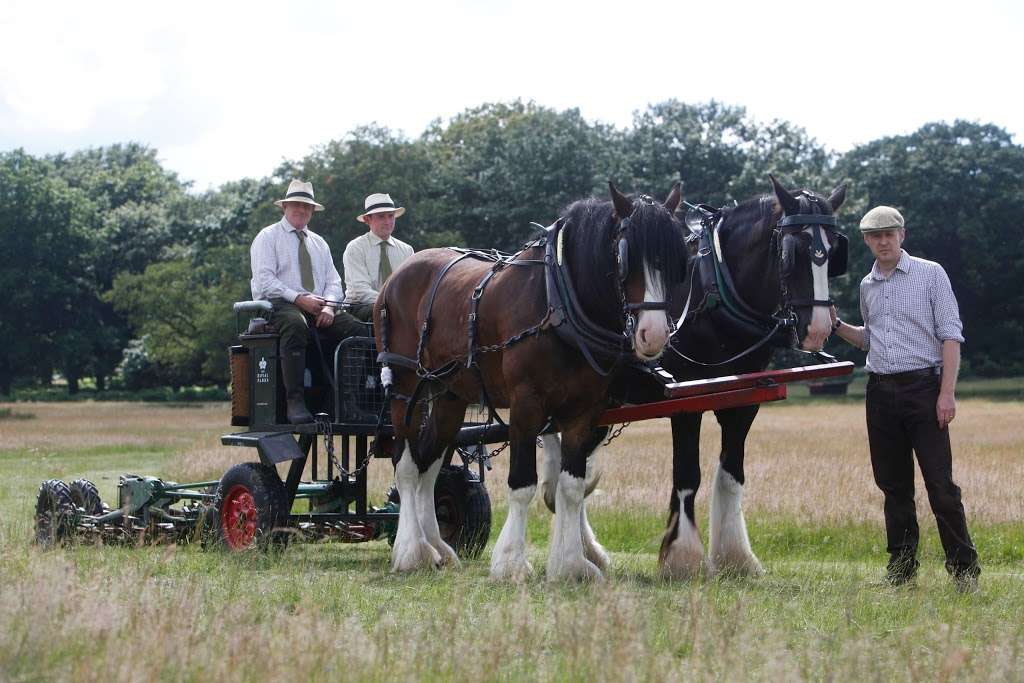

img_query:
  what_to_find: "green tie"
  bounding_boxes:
[378,240,393,285]
[296,230,315,292]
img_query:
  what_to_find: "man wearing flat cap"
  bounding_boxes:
[343,193,415,321]
[832,206,980,592]
[250,180,365,424]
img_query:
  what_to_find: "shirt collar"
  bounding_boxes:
[871,249,910,280]
[366,231,391,247]
[282,217,305,234]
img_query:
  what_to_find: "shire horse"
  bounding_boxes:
[374,184,687,581]
[541,176,848,578]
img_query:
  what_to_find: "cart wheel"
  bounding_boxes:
[68,479,103,516]
[35,479,76,547]
[385,465,491,558]
[213,463,289,551]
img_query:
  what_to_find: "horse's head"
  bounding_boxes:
[609,182,686,361]
[769,175,847,351]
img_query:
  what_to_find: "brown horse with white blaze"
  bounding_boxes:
[374,184,687,580]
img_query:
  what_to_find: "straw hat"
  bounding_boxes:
[274,180,324,212]
[356,193,405,222]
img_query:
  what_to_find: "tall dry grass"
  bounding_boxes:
[6,399,1017,526]
[2,545,1022,683]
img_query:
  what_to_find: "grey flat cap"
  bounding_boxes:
[859,206,905,232]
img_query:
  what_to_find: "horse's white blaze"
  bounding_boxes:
[539,434,561,513]
[391,447,441,572]
[708,466,764,577]
[490,484,536,582]
[634,261,670,360]
[659,489,705,579]
[414,458,459,568]
[547,471,602,581]
[803,227,832,352]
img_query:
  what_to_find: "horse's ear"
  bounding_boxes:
[609,181,634,219]
[827,183,847,212]
[664,182,682,215]
[770,174,800,215]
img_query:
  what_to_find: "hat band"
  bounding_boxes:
[364,201,396,213]
[287,191,315,200]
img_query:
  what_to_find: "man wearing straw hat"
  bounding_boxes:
[250,180,365,424]
[831,206,979,592]
[343,193,415,321]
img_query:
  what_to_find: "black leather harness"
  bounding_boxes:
[378,204,672,423]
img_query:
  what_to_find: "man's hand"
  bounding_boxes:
[315,305,335,328]
[295,293,325,316]
[829,305,838,329]
[937,391,957,429]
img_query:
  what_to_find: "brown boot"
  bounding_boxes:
[280,351,313,424]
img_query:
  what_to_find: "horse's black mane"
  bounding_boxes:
[561,195,685,329]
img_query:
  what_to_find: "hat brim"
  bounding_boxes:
[859,225,903,233]
[357,206,405,222]
[275,197,325,212]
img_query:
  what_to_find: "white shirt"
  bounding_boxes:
[250,218,344,303]
[342,231,415,305]
[860,249,965,374]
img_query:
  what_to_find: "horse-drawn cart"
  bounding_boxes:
[34,301,852,555]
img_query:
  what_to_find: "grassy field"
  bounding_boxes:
[1,399,1022,681]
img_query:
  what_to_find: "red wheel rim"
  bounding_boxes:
[221,484,258,550]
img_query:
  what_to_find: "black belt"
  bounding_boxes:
[869,367,941,383]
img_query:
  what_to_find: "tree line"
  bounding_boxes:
[2,100,1022,396]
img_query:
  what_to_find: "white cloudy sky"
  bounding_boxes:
[2,0,1020,190]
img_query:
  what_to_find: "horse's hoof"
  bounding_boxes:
[490,557,533,583]
[391,538,442,573]
[707,553,765,578]
[658,543,704,580]
[433,540,461,569]
[548,556,604,583]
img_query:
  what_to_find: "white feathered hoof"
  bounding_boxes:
[431,539,462,569]
[658,512,705,580]
[490,549,534,583]
[391,536,443,573]
[707,467,765,578]
[547,553,604,582]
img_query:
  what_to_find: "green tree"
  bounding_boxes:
[107,244,250,387]
[0,150,98,394]
[424,101,605,251]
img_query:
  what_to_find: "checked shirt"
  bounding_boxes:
[859,249,964,374]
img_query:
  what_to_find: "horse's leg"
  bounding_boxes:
[414,393,468,567]
[540,431,610,571]
[659,411,706,579]
[547,416,606,581]
[707,405,765,577]
[391,400,442,571]
[490,394,543,583]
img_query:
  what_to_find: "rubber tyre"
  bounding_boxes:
[68,479,103,516]
[213,463,289,551]
[35,479,76,547]
[386,465,492,559]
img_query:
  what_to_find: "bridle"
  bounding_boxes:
[612,194,674,343]
[668,193,846,366]
[776,191,848,310]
